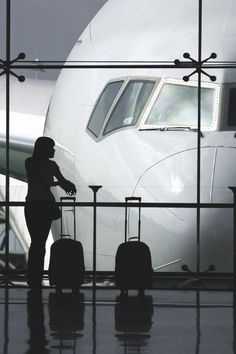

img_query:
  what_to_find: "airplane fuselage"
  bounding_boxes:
[44,0,236,272]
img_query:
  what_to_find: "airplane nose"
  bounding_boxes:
[131,147,234,272]
[211,147,236,203]
[133,147,217,204]
[201,147,235,272]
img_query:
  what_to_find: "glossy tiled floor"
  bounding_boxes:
[0,287,234,354]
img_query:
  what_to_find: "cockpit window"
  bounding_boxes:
[104,80,155,135]
[145,83,215,128]
[228,88,236,126]
[87,81,123,137]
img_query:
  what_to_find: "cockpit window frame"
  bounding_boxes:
[139,78,221,131]
[225,83,236,129]
[86,77,160,141]
[103,78,157,136]
[86,79,125,139]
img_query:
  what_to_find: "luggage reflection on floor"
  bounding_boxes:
[48,292,85,352]
[115,294,153,351]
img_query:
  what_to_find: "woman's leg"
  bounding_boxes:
[25,205,51,287]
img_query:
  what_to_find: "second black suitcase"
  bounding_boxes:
[115,197,153,294]
[48,197,85,289]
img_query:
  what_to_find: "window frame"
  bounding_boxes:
[86,79,125,139]
[224,83,236,130]
[139,78,221,131]
[86,76,160,141]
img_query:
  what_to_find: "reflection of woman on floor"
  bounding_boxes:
[25,290,50,354]
[24,136,76,290]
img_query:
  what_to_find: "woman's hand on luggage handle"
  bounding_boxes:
[66,182,77,196]
[60,180,77,195]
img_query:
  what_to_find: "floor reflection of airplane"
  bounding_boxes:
[1,0,236,272]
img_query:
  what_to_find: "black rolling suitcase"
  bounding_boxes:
[49,197,85,290]
[115,197,153,295]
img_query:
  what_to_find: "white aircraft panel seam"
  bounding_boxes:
[210,148,218,203]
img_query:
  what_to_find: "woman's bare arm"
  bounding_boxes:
[53,165,77,195]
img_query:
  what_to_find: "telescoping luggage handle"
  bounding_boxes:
[60,196,76,241]
[125,196,141,242]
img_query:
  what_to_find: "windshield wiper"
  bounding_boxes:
[140,126,204,137]
[160,126,196,132]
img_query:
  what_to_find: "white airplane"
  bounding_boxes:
[1,0,236,273]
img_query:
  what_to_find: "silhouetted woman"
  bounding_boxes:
[25,136,76,289]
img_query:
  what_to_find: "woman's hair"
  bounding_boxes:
[32,136,55,159]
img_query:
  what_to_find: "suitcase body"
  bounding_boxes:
[48,197,85,289]
[115,241,152,290]
[115,197,153,292]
